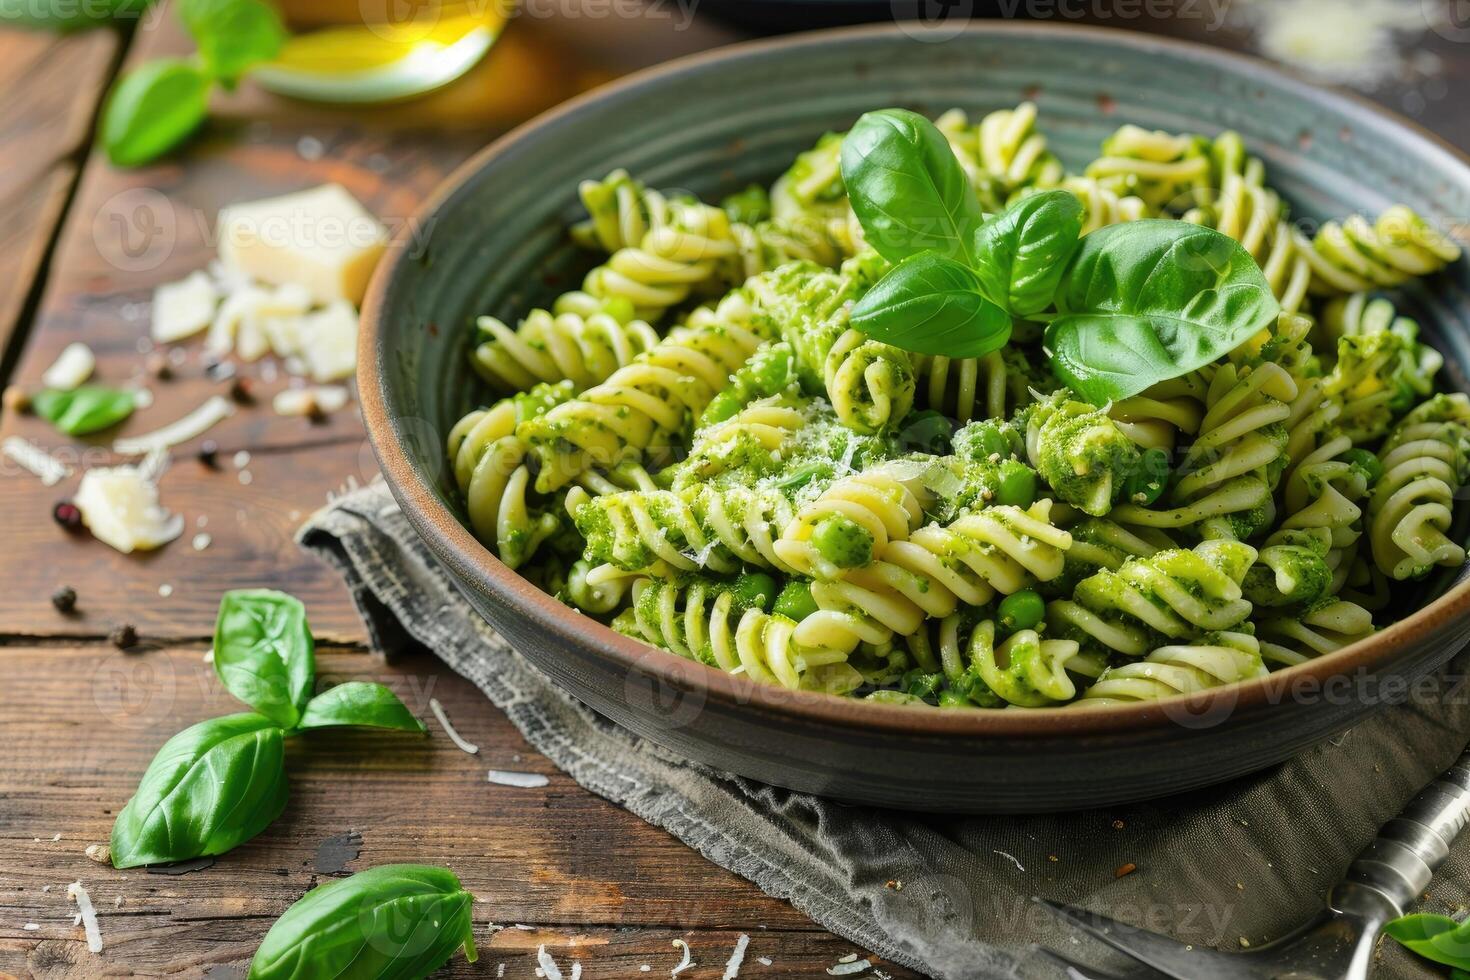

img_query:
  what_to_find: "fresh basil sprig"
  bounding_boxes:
[1045,220,1280,404]
[101,0,284,167]
[111,589,425,868]
[850,252,1011,357]
[1384,913,1470,975]
[111,713,288,869]
[31,385,135,436]
[247,865,478,980]
[840,108,985,265]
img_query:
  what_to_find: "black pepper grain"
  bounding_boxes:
[50,586,77,613]
[110,623,138,649]
[229,377,254,404]
[198,440,220,470]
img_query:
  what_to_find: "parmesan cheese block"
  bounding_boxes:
[218,185,386,305]
[152,271,220,342]
[74,463,184,553]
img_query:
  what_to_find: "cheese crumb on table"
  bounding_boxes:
[41,343,96,391]
[152,271,220,343]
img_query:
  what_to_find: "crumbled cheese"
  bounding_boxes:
[838,954,858,964]
[486,770,549,788]
[1237,0,1433,89]
[430,698,479,754]
[273,385,349,417]
[757,958,772,967]
[233,450,251,469]
[722,934,750,979]
[67,881,102,953]
[158,584,174,598]
[192,533,212,551]
[84,844,109,864]
[42,342,96,390]
[152,271,220,342]
[130,386,154,409]
[299,300,359,382]
[113,396,234,456]
[2,436,71,486]
[671,939,694,977]
[826,959,871,976]
[23,923,39,931]
[238,470,253,486]
[536,945,564,980]
[218,184,386,305]
[74,461,184,554]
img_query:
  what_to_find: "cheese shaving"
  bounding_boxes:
[2,436,71,486]
[74,458,184,554]
[429,697,478,754]
[487,770,549,788]
[113,396,234,455]
[993,850,1024,872]
[671,939,694,977]
[826,959,871,976]
[67,881,102,953]
[152,271,220,343]
[722,934,750,979]
[42,342,96,390]
[536,945,563,980]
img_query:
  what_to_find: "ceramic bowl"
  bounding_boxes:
[360,22,1470,812]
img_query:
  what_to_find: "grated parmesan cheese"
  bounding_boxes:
[487,770,549,789]
[536,945,579,980]
[671,939,694,977]
[273,385,349,417]
[429,698,479,754]
[2,436,71,486]
[152,271,220,343]
[1237,0,1434,89]
[23,923,38,931]
[42,343,96,391]
[722,934,750,979]
[827,959,871,976]
[299,300,359,382]
[67,881,102,953]
[74,459,184,554]
[113,396,234,456]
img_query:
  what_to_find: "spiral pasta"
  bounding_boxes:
[1084,124,1213,212]
[797,500,1073,649]
[571,169,673,253]
[470,304,660,393]
[774,463,934,579]
[518,289,772,492]
[1298,205,1461,296]
[1368,393,1470,579]
[1057,175,1150,235]
[1047,539,1257,659]
[615,576,862,693]
[1079,630,1265,705]
[1026,396,1143,517]
[1257,597,1375,668]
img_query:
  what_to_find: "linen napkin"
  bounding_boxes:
[300,480,1470,980]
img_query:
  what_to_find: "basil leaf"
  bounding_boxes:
[247,864,478,980]
[179,0,285,87]
[1045,220,1280,405]
[31,386,135,436]
[0,0,151,28]
[850,252,1011,358]
[102,58,211,168]
[972,190,1084,316]
[840,108,984,265]
[214,589,315,729]
[110,713,287,868]
[297,682,427,733]
[1385,914,1470,970]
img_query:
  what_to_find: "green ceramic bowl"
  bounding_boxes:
[361,22,1470,812]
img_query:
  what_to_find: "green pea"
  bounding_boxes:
[811,515,874,569]
[997,589,1045,633]
[773,580,819,621]
[993,460,1037,508]
[1122,447,1170,506]
[1340,447,1384,486]
[731,572,778,612]
[701,390,740,425]
[937,689,973,709]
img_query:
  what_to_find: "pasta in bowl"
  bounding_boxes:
[361,23,1470,811]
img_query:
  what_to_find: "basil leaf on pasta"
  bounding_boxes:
[840,108,985,265]
[1046,220,1280,405]
[851,251,1011,357]
[971,189,1083,316]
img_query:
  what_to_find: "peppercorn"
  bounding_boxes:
[197,440,220,470]
[305,394,327,424]
[145,351,173,380]
[110,623,138,649]
[50,585,77,613]
[2,385,30,414]
[229,377,254,405]
[53,500,83,531]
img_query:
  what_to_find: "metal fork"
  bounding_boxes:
[1036,746,1470,980]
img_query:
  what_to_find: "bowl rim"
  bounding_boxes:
[359,18,1470,738]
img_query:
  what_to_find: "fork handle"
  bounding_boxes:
[1330,745,1470,921]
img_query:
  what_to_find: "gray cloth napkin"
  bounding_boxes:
[300,481,1470,980]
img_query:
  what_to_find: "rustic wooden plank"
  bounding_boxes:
[0,644,920,978]
[0,25,118,362]
[0,439,369,642]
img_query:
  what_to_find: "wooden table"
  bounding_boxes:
[0,6,1464,979]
